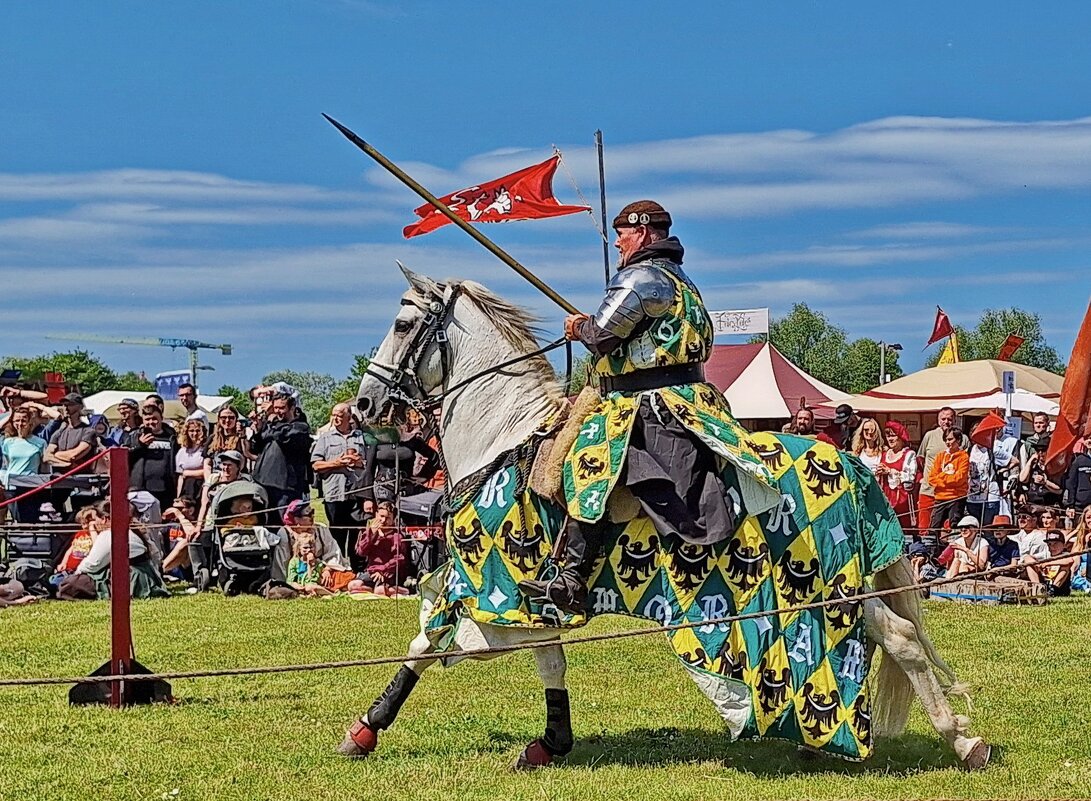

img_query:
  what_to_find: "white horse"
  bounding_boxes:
[339,265,991,771]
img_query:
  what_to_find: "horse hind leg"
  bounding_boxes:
[864,599,991,770]
[514,643,572,770]
[337,630,439,758]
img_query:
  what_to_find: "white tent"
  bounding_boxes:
[82,391,233,423]
[947,388,1059,416]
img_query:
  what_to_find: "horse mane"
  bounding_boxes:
[408,278,562,396]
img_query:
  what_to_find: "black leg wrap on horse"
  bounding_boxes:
[365,666,420,731]
[541,688,573,756]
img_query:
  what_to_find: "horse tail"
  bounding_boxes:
[870,556,972,738]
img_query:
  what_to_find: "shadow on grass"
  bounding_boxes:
[482,726,982,776]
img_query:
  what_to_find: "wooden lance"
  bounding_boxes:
[322,114,580,315]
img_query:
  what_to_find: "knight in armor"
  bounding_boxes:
[519,200,776,613]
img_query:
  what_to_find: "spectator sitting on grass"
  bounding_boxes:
[985,516,1020,571]
[1011,508,1050,578]
[49,506,103,593]
[354,501,411,596]
[161,496,200,578]
[1035,530,1073,596]
[1068,505,1091,593]
[271,499,354,591]
[59,499,169,600]
[284,530,334,597]
[944,515,989,579]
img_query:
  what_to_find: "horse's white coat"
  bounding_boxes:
[356,270,984,764]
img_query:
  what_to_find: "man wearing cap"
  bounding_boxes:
[821,404,861,451]
[1035,529,1073,595]
[519,200,779,613]
[944,515,989,579]
[106,398,142,447]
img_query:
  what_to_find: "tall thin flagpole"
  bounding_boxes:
[595,129,610,286]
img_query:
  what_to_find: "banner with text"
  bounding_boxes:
[710,308,769,338]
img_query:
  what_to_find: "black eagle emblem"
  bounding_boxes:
[713,641,748,681]
[616,406,635,424]
[852,693,872,742]
[667,541,715,592]
[499,520,545,573]
[800,682,842,739]
[576,453,606,480]
[825,573,861,631]
[671,404,696,426]
[802,450,845,498]
[679,646,710,669]
[748,439,787,471]
[616,532,659,590]
[685,341,705,359]
[777,551,821,604]
[698,387,719,408]
[756,661,791,715]
[656,352,673,367]
[451,517,486,567]
[724,537,768,592]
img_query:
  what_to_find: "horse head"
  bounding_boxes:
[356,262,454,423]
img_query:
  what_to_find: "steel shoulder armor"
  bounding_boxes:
[591,264,675,339]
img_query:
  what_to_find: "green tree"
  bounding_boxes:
[755,304,902,393]
[331,352,373,405]
[115,371,154,391]
[216,384,252,413]
[924,307,1065,373]
[1,349,118,394]
[262,369,337,426]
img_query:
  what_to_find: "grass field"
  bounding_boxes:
[1,593,1089,801]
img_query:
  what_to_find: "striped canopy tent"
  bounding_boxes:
[824,360,1064,414]
[704,342,851,420]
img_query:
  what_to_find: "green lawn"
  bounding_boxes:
[1,594,1089,800]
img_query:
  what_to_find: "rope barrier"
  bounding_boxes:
[1,546,1086,690]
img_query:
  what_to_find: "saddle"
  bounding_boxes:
[527,386,641,524]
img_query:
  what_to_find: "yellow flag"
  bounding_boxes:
[937,332,960,364]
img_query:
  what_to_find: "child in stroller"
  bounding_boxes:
[206,480,280,595]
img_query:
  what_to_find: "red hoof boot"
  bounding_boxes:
[337,720,378,758]
[513,739,553,770]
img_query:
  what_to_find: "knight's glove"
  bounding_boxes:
[564,313,589,341]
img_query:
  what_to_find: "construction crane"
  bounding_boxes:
[45,334,232,392]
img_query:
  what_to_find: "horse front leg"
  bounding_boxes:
[337,630,439,758]
[864,599,991,770]
[514,642,572,770]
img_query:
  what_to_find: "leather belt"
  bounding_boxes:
[600,363,705,394]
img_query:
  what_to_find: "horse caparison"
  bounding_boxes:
[343,265,990,771]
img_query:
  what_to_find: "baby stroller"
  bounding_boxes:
[209,481,278,596]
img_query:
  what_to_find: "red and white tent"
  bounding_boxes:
[704,342,851,420]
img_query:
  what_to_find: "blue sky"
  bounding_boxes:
[3,1,1090,391]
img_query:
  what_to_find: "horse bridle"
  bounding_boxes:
[364,282,572,414]
[364,284,463,409]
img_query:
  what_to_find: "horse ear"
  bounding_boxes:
[397,260,440,297]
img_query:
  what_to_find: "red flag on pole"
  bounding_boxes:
[1044,297,1091,475]
[403,155,590,239]
[996,334,1025,361]
[925,306,954,347]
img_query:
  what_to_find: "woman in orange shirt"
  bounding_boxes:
[928,428,969,533]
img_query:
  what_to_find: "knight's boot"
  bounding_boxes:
[518,568,588,615]
[518,518,601,615]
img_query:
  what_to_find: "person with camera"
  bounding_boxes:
[124,401,180,516]
[250,393,312,522]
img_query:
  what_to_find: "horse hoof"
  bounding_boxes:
[513,740,553,770]
[962,739,991,771]
[337,721,378,758]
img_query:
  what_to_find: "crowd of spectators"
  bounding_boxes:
[0,381,444,603]
[3,380,1088,605]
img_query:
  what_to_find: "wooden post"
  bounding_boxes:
[107,447,133,708]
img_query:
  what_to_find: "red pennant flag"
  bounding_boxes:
[970,410,1007,449]
[1044,297,1091,475]
[925,306,954,347]
[403,155,590,239]
[996,333,1025,361]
